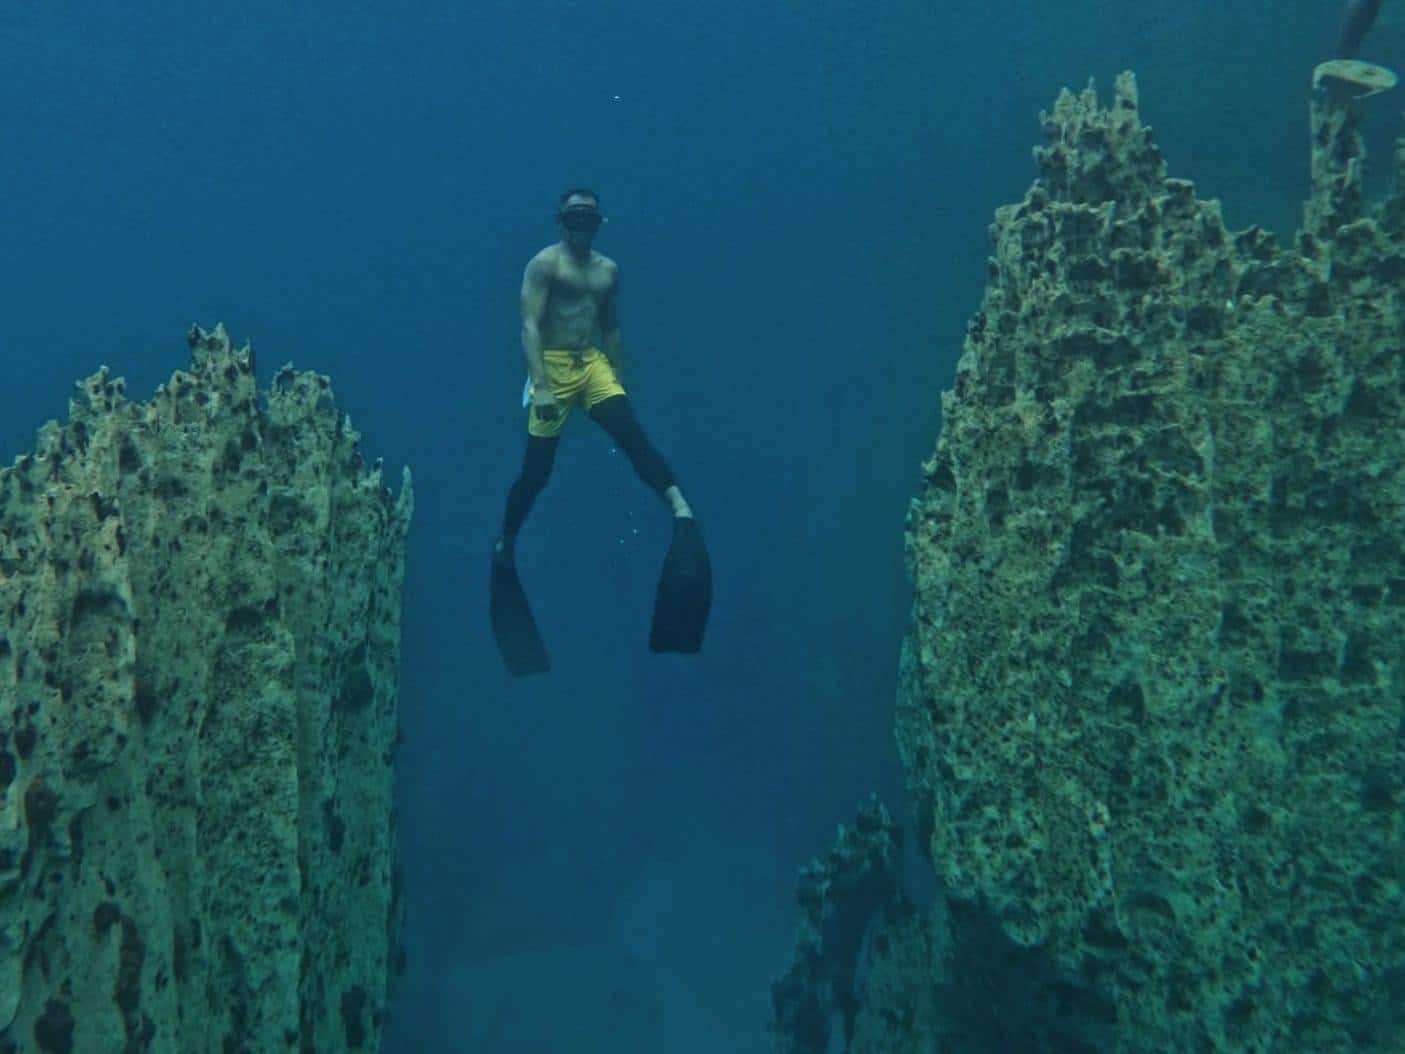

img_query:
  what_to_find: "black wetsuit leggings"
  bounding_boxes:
[501,394,676,538]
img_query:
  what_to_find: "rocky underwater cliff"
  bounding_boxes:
[773,72,1405,1053]
[0,326,412,1054]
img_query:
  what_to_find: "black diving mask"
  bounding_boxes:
[559,206,604,234]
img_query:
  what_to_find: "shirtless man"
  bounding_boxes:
[494,188,694,569]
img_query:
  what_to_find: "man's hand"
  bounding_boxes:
[531,387,559,421]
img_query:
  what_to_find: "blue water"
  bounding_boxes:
[2,3,1397,1050]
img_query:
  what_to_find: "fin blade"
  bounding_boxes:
[649,517,712,654]
[491,560,551,676]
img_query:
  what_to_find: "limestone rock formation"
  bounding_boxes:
[893,72,1405,1051]
[0,326,413,1054]
[769,797,908,1054]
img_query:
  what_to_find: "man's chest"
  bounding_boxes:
[550,259,611,305]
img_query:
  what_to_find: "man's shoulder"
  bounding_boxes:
[592,251,619,279]
[528,244,560,270]
[525,245,617,279]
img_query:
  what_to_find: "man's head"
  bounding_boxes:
[557,188,604,243]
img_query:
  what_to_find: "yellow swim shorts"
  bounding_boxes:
[526,348,626,438]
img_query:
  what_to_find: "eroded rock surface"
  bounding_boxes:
[0,325,413,1054]
[770,797,906,1054]
[894,73,1404,1051]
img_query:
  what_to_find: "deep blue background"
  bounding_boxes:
[2,3,1400,1049]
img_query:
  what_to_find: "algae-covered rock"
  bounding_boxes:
[0,325,413,1054]
[896,73,1405,1052]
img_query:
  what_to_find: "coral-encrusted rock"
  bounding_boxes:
[898,73,1404,1051]
[0,325,413,1054]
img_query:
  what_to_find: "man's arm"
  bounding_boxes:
[599,262,623,378]
[520,254,551,388]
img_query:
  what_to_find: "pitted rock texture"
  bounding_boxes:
[898,74,1404,1052]
[770,797,905,1054]
[0,325,413,1054]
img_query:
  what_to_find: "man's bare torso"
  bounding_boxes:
[531,243,618,351]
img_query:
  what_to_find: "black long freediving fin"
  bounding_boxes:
[490,556,551,676]
[649,516,712,654]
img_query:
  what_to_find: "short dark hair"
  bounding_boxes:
[558,187,600,210]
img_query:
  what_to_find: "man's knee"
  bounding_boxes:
[517,464,551,494]
[589,396,674,495]
[519,436,559,489]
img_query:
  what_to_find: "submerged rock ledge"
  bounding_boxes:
[0,325,413,1054]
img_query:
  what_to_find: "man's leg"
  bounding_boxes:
[589,393,710,653]
[496,434,560,564]
[587,395,692,517]
[1336,0,1384,57]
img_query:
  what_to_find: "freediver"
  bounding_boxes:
[489,188,711,674]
